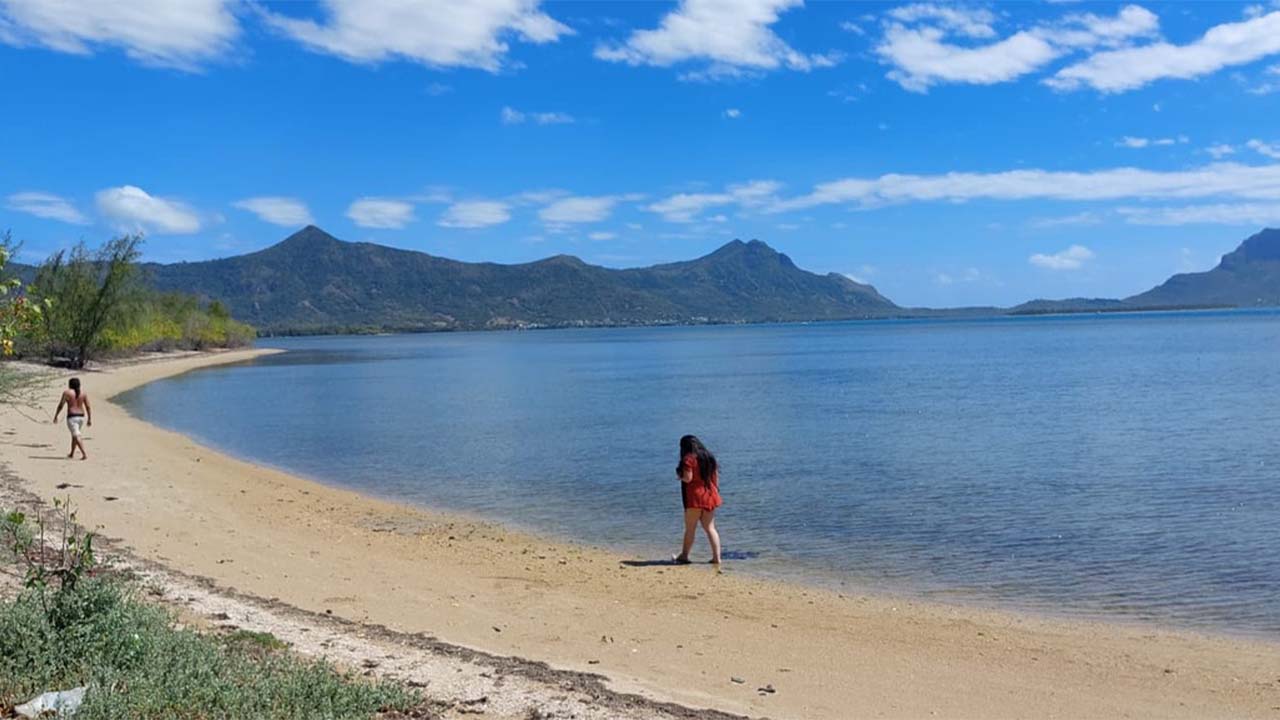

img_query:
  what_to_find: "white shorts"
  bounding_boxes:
[66,416,84,438]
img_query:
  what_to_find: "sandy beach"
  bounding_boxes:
[2,349,1279,719]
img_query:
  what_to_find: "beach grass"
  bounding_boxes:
[0,508,421,719]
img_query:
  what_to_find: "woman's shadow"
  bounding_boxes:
[620,550,757,567]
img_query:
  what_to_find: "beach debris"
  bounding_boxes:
[15,686,87,718]
[757,684,777,696]
[209,612,231,621]
[587,660,600,665]
[492,626,502,633]
[103,496,118,502]
[731,676,745,684]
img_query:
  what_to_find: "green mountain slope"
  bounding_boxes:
[144,226,897,333]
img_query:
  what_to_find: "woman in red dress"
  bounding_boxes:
[673,434,722,565]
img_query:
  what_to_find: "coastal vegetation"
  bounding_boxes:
[1,232,254,369]
[0,502,420,719]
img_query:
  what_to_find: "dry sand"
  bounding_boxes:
[1,348,1278,719]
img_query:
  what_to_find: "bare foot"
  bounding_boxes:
[672,554,691,565]
[67,452,75,459]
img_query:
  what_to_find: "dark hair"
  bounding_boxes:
[68,377,80,399]
[679,434,717,485]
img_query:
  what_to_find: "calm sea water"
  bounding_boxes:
[115,311,1280,636]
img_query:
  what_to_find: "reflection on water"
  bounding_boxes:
[116,310,1280,636]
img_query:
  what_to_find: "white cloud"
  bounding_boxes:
[1249,62,1280,94]
[95,185,200,234]
[232,196,313,226]
[1048,10,1280,92]
[844,264,877,284]
[877,25,1057,92]
[877,4,1156,92]
[933,267,982,286]
[1044,5,1160,50]
[0,0,238,70]
[723,107,741,118]
[1206,144,1237,159]
[532,111,573,124]
[648,180,781,222]
[509,188,569,205]
[1031,210,1103,228]
[501,106,574,124]
[539,194,639,224]
[4,191,88,225]
[1118,202,1280,226]
[773,162,1280,211]
[594,0,837,80]
[1247,139,1280,160]
[886,4,996,39]
[1116,135,1188,148]
[1029,244,1094,270]
[347,197,416,229]
[261,0,572,72]
[438,200,509,228]
[587,231,616,240]
[839,21,866,36]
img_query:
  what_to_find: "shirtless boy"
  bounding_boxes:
[53,377,92,460]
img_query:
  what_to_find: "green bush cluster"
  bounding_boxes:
[2,233,256,367]
[96,295,256,354]
[0,508,419,719]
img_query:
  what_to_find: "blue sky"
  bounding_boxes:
[3,1,1280,307]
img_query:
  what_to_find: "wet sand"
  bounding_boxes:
[2,348,1278,719]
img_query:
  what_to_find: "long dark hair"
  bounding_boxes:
[68,377,80,399]
[679,434,717,484]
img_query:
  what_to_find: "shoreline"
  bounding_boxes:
[3,348,1279,718]
[107,344,1277,646]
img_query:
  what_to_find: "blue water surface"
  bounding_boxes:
[114,310,1280,636]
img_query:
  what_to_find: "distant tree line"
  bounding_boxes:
[1,232,254,369]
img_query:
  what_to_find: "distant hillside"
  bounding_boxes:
[142,226,897,333]
[1005,228,1280,315]
[1009,298,1129,315]
[1126,228,1280,308]
[11,226,1279,333]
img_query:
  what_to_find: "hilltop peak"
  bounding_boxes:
[1225,227,1280,266]
[277,225,342,248]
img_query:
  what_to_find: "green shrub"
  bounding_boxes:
[1,505,417,719]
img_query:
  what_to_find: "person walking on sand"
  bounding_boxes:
[674,434,722,565]
[53,377,91,460]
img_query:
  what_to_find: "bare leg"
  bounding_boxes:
[75,436,87,460]
[675,508,699,563]
[700,510,722,564]
[68,437,75,458]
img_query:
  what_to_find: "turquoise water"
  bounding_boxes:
[115,311,1280,636]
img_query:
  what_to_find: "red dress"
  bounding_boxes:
[681,454,723,511]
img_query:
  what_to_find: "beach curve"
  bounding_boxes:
[2,348,1279,719]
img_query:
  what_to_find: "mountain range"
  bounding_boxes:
[8,226,1280,333]
[142,226,895,333]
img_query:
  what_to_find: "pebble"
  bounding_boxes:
[731,677,745,684]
